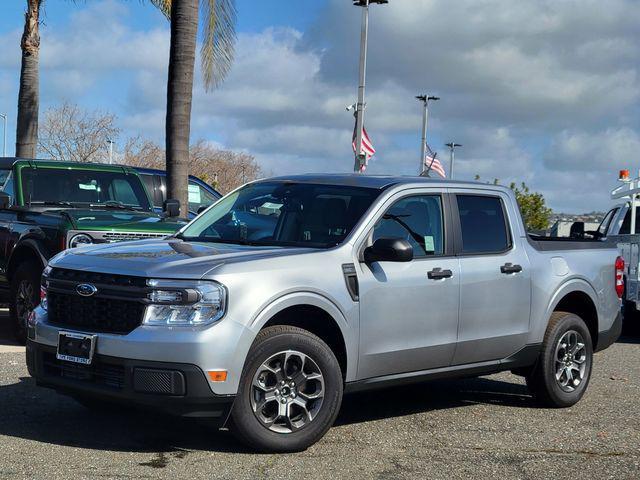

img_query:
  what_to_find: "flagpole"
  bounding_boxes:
[353,0,388,173]
[354,0,370,173]
[416,94,439,176]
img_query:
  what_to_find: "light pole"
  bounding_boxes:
[0,113,7,157]
[353,0,388,173]
[106,139,114,164]
[446,142,462,179]
[416,95,440,175]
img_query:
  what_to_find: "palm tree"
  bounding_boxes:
[16,0,43,159]
[151,0,237,216]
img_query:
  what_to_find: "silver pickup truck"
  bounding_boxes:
[27,175,622,452]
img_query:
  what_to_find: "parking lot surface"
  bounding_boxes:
[1,314,639,480]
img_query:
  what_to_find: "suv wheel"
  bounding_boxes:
[526,311,593,407]
[230,325,343,452]
[9,260,42,344]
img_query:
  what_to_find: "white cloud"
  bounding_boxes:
[0,0,638,213]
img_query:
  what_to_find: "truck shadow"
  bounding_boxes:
[336,376,534,426]
[0,374,532,454]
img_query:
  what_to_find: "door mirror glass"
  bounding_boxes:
[364,238,413,263]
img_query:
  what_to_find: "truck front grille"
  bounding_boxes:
[100,231,168,242]
[46,268,148,335]
[48,292,146,335]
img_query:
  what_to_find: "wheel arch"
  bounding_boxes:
[7,240,47,282]
[249,292,353,382]
[546,280,599,347]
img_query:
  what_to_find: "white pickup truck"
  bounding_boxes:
[597,174,640,319]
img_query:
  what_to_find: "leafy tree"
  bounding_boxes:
[509,182,552,231]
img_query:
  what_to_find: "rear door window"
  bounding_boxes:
[456,195,511,254]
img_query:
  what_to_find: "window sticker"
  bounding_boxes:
[424,235,435,252]
[188,184,202,203]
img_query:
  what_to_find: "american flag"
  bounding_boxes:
[352,124,376,172]
[424,143,446,178]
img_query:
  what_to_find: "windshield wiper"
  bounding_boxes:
[31,201,75,208]
[88,201,141,211]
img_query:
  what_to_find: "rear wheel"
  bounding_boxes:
[9,260,42,344]
[230,325,343,452]
[526,311,593,407]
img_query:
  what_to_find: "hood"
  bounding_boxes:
[63,209,185,233]
[50,239,316,279]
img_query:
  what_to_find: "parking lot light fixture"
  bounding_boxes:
[352,0,389,173]
[445,142,463,179]
[416,95,440,175]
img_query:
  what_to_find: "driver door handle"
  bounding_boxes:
[428,268,453,280]
[501,263,523,274]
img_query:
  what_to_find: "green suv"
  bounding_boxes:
[0,158,186,342]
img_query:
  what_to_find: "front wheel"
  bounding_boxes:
[9,260,42,344]
[230,326,343,452]
[526,311,593,407]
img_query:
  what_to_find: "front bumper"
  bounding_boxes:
[31,307,253,396]
[26,340,234,422]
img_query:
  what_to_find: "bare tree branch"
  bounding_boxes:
[38,102,120,163]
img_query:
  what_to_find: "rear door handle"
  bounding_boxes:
[428,268,453,280]
[501,263,523,274]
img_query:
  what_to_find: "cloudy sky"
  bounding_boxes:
[0,0,639,213]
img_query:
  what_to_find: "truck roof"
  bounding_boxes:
[0,157,138,173]
[258,173,501,191]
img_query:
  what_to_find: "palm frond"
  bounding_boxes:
[149,0,171,19]
[200,0,237,91]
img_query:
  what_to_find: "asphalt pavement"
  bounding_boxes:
[0,311,638,479]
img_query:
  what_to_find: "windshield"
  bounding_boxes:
[20,167,152,211]
[180,182,381,248]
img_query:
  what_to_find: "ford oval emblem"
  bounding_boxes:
[76,283,98,297]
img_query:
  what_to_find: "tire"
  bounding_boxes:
[9,259,42,344]
[230,325,343,452]
[526,311,593,408]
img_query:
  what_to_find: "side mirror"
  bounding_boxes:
[364,238,413,264]
[163,199,180,218]
[197,205,208,215]
[0,192,11,210]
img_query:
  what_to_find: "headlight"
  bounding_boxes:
[69,233,93,249]
[143,279,226,327]
[40,266,51,311]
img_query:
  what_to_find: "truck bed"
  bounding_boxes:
[527,234,609,251]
